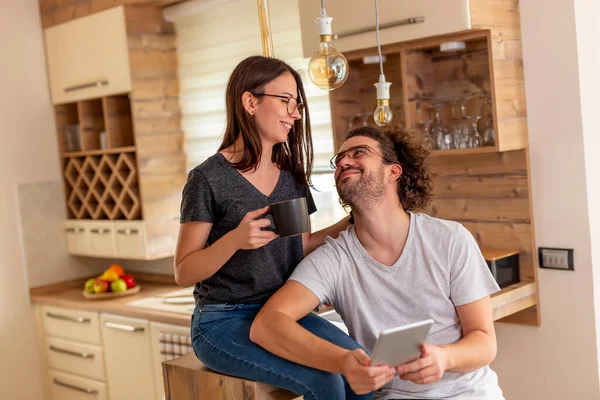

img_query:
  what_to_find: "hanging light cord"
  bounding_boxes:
[321,0,325,16]
[374,0,384,76]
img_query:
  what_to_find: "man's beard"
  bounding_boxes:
[336,164,386,215]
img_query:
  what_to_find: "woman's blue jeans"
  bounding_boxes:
[191,303,374,400]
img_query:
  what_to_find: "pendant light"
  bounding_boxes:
[307,0,349,90]
[372,0,392,126]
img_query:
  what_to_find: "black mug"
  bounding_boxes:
[267,197,309,238]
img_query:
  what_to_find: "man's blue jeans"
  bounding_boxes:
[191,303,374,400]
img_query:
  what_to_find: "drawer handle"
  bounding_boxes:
[53,378,99,395]
[64,80,109,93]
[333,16,425,40]
[104,321,145,332]
[90,228,111,234]
[117,228,139,235]
[46,312,91,324]
[65,227,85,233]
[50,345,95,359]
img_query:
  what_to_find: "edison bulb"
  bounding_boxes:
[374,100,393,126]
[308,37,349,90]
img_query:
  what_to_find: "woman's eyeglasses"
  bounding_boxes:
[252,93,304,116]
[330,145,398,170]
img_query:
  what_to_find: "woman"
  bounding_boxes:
[175,56,371,400]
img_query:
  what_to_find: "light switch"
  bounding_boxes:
[539,247,574,270]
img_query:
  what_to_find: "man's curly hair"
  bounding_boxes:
[344,124,433,211]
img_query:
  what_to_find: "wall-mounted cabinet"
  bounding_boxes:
[44,6,132,105]
[65,220,152,260]
[330,30,527,156]
[298,0,471,58]
[45,4,186,260]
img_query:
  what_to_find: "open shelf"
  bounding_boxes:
[54,95,135,154]
[430,146,497,157]
[491,281,537,322]
[62,146,136,158]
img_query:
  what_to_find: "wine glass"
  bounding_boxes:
[419,120,435,150]
[449,98,469,149]
[478,95,495,147]
[430,102,447,150]
[466,115,483,148]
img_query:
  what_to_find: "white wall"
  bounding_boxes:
[0,1,60,398]
[573,0,600,382]
[491,0,600,398]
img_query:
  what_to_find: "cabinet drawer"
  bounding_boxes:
[101,314,157,400]
[65,220,90,255]
[114,221,147,259]
[46,336,106,382]
[44,6,131,104]
[49,369,107,400]
[43,306,101,345]
[299,0,471,56]
[87,221,117,257]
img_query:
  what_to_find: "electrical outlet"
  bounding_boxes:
[538,247,574,270]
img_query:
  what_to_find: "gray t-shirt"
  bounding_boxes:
[290,212,503,399]
[180,153,316,305]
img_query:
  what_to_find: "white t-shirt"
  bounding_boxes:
[290,212,504,399]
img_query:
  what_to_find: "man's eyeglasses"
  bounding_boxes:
[252,93,305,116]
[329,145,398,170]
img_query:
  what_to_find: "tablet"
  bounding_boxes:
[370,319,434,367]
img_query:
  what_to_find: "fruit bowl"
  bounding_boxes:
[82,285,141,300]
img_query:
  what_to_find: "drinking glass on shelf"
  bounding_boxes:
[419,120,435,151]
[479,95,496,147]
[448,98,469,149]
[466,115,483,148]
[430,102,447,150]
[65,124,81,152]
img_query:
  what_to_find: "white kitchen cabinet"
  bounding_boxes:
[101,314,157,400]
[298,0,471,56]
[44,5,132,104]
[42,306,102,345]
[150,322,193,400]
[49,370,108,400]
[114,220,148,259]
[65,219,154,259]
[88,221,117,257]
[65,220,90,255]
[46,336,106,382]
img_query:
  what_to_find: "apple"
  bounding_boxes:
[121,274,135,289]
[84,278,95,294]
[111,279,127,293]
[93,279,110,293]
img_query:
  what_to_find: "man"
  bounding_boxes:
[250,125,504,399]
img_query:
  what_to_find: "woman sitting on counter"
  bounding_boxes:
[173,55,375,400]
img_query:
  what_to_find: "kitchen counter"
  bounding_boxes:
[30,273,193,327]
[30,272,538,327]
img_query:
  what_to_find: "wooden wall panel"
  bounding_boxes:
[422,149,538,324]
[39,0,183,28]
[124,4,185,259]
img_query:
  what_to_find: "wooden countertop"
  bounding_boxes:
[30,272,538,326]
[30,273,193,327]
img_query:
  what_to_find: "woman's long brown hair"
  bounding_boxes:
[218,56,313,187]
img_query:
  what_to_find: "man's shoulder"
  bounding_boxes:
[412,212,463,237]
